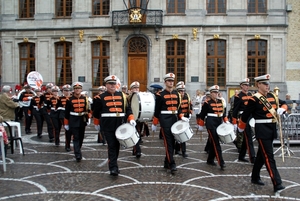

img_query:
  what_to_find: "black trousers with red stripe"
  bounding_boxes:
[239,117,255,161]
[207,128,225,166]
[161,126,176,166]
[251,138,282,186]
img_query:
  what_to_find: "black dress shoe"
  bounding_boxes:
[175,151,180,155]
[274,184,285,192]
[65,147,71,152]
[37,134,42,138]
[239,157,249,162]
[251,179,265,186]
[164,162,169,169]
[207,161,217,166]
[110,169,119,176]
[136,152,141,158]
[76,157,82,162]
[49,138,54,142]
[220,164,226,170]
[182,152,188,158]
[170,164,177,173]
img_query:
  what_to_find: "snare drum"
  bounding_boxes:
[217,123,236,143]
[249,118,255,135]
[171,120,194,143]
[131,92,155,122]
[115,123,139,148]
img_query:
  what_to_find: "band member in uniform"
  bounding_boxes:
[232,78,256,163]
[64,82,91,162]
[28,87,44,138]
[46,86,62,146]
[151,73,188,174]
[197,85,228,170]
[58,84,72,151]
[175,81,192,158]
[93,75,136,176]
[92,86,107,145]
[128,81,142,158]
[121,85,129,95]
[43,83,54,142]
[150,84,164,139]
[18,84,34,134]
[238,74,286,192]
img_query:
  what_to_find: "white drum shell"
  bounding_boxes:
[115,123,139,148]
[131,92,155,122]
[217,123,236,143]
[171,120,194,143]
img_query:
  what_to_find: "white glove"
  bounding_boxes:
[189,113,192,119]
[64,125,69,131]
[233,124,237,132]
[27,96,33,100]
[181,117,189,122]
[238,127,244,133]
[94,125,100,131]
[198,125,204,131]
[277,108,286,115]
[87,118,91,125]
[151,124,157,132]
[130,120,136,127]
[28,114,31,117]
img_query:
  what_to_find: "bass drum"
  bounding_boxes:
[115,123,140,148]
[171,120,193,143]
[217,123,236,143]
[131,92,155,122]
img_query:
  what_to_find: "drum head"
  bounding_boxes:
[217,123,234,136]
[131,93,139,121]
[171,120,189,134]
[115,123,134,139]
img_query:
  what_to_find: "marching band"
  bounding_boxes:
[4,71,288,192]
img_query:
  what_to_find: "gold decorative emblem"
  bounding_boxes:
[60,37,66,41]
[172,34,179,39]
[192,28,198,41]
[79,30,84,43]
[254,34,260,39]
[213,34,219,39]
[23,38,29,43]
[97,36,103,40]
[130,9,142,23]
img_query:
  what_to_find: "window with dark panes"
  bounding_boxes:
[166,39,186,84]
[206,39,226,88]
[19,0,35,18]
[128,0,148,9]
[92,41,110,87]
[92,0,109,15]
[248,0,266,13]
[247,39,267,86]
[19,43,36,84]
[167,0,185,14]
[55,42,72,86]
[56,0,72,17]
[207,0,226,14]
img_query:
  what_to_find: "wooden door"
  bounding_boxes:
[128,37,148,91]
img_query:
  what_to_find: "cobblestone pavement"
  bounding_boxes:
[1,118,300,201]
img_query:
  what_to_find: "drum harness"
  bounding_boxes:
[253,92,278,124]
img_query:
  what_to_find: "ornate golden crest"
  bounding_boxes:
[23,38,29,43]
[97,36,103,40]
[130,9,142,23]
[78,30,84,43]
[254,34,261,39]
[213,34,219,39]
[172,34,179,39]
[60,37,66,41]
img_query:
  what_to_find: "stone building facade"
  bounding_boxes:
[0,0,292,100]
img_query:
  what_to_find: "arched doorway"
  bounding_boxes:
[127,37,148,92]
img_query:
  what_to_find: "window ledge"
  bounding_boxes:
[164,13,186,16]
[206,13,227,16]
[89,15,110,18]
[16,18,34,20]
[52,17,72,19]
[247,13,268,16]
